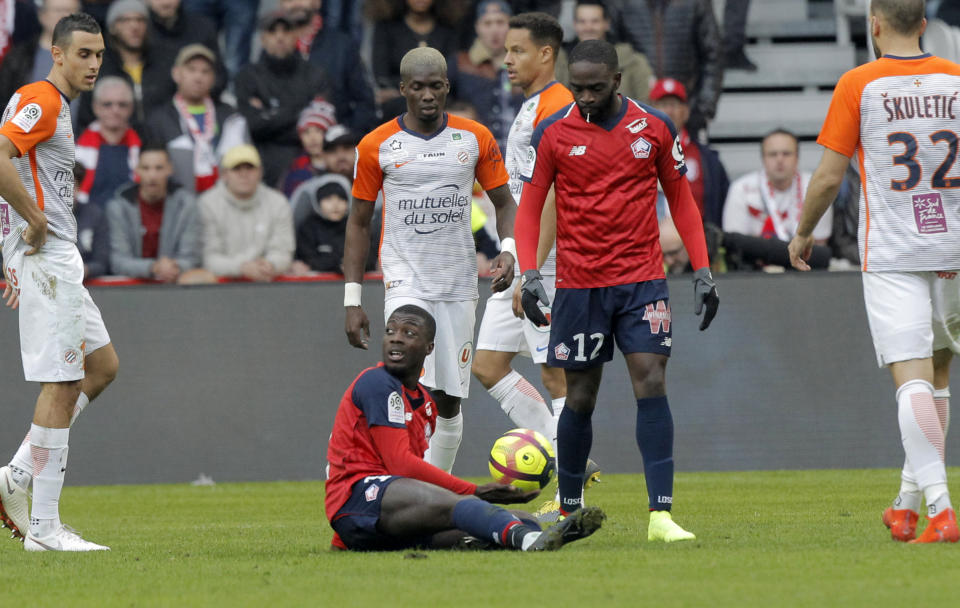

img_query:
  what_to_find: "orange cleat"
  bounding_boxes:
[882,507,919,542]
[909,508,959,544]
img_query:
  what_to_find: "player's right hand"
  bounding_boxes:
[474,482,540,504]
[23,216,47,255]
[787,234,814,271]
[2,283,19,310]
[345,305,370,349]
[520,270,550,327]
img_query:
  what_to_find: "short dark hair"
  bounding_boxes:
[871,0,925,36]
[52,12,101,50]
[391,305,436,341]
[138,141,169,160]
[509,12,563,55]
[761,128,799,153]
[575,1,608,19]
[568,39,618,72]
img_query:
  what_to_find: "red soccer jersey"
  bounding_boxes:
[324,364,476,541]
[519,98,691,287]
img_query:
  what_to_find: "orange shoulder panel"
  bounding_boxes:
[0,81,62,157]
[534,82,574,125]
[352,119,401,201]
[447,114,509,191]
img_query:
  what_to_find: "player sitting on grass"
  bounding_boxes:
[325,304,605,551]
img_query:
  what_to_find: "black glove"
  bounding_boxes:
[693,267,719,331]
[520,269,550,327]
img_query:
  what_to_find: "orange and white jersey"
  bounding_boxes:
[353,113,509,301]
[505,81,572,276]
[0,80,77,246]
[819,54,960,271]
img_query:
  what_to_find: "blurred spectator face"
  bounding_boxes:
[40,0,81,37]
[761,133,800,185]
[261,23,297,58]
[320,194,348,222]
[504,27,542,90]
[652,96,689,133]
[476,6,509,54]
[111,11,148,50]
[574,4,610,41]
[148,0,180,19]
[224,163,262,199]
[135,150,173,201]
[173,57,215,101]
[659,218,689,274]
[280,0,320,25]
[92,82,134,130]
[324,144,354,179]
[300,125,326,157]
[407,0,433,15]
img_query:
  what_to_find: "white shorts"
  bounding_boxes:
[862,270,960,367]
[476,275,555,364]
[384,297,477,398]
[4,235,111,382]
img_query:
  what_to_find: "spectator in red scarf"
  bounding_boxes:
[75,76,141,208]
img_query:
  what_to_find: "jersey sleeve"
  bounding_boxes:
[519,121,557,189]
[474,124,509,191]
[655,114,687,184]
[350,369,406,429]
[368,426,478,495]
[817,71,861,158]
[351,134,384,202]
[0,86,61,156]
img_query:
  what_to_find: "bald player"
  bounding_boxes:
[343,47,517,473]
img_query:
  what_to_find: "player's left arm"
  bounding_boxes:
[536,185,557,269]
[485,183,516,292]
[788,148,849,271]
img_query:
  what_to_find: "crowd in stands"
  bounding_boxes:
[0,0,918,284]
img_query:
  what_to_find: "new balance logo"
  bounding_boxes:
[569,145,586,156]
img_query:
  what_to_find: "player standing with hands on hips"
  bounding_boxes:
[0,12,118,551]
[344,47,517,473]
[516,39,719,542]
[789,0,959,543]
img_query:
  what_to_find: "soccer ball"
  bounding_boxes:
[488,428,556,492]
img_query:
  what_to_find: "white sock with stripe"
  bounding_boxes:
[897,379,952,516]
[8,393,89,490]
[488,370,555,442]
[28,425,69,537]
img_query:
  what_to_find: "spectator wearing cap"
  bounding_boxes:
[280,101,337,198]
[234,10,333,188]
[199,144,297,282]
[555,1,652,103]
[293,174,377,273]
[277,0,376,133]
[649,77,728,226]
[319,124,359,181]
[146,0,228,98]
[106,143,202,282]
[454,1,521,151]
[75,0,172,131]
[145,43,250,194]
[75,77,141,208]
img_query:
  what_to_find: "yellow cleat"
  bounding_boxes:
[582,459,602,489]
[534,499,562,524]
[647,510,696,543]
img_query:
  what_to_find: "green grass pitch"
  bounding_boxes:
[1,468,956,607]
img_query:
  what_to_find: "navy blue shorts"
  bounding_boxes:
[330,475,424,551]
[547,280,672,369]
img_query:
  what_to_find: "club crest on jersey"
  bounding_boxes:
[643,301,671,334]
[365,484,380,502]
[554,342,570,361]
[631,137,652,159]
[457,150,469,165]
[569,145,587,156]
[12,103,42,132]
[387,391,405,424]
[626,117,647,133]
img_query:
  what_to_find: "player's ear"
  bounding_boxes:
[426,341,435,356]
[613,71,622,92]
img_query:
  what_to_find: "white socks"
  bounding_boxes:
[897,379,951,514]
[488,370,556,442]
[8,393,89,490]
[29,424,69,536]
[896,387,950,512]
[426,413,463,473]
